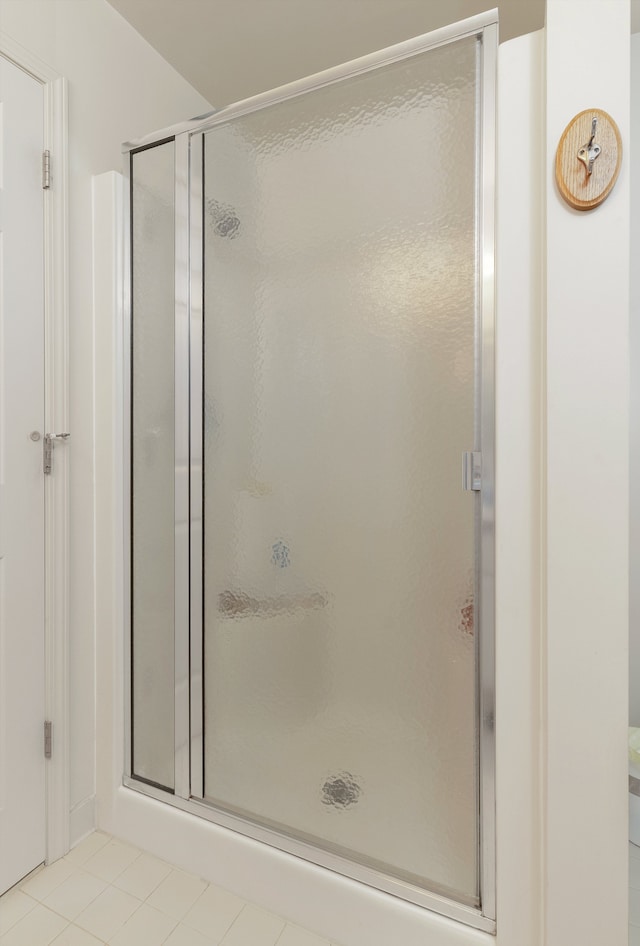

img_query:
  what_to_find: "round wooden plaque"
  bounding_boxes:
[555,108,622,211]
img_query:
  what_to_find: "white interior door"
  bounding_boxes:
[0,55,46,895]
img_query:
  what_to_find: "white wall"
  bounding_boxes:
[0,0,211,845]
[630,32,640,725]
[495,28,544,946]
[545,2,629,944]
[93,27,546,946]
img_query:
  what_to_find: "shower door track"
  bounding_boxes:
[123,772,495,933]
[123,9,497,934]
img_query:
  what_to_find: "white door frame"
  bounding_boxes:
[0,32,69,865]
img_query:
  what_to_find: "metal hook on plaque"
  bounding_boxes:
[555,108,622,210]
[577,117,601,177]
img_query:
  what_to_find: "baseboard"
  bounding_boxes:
[69,796,96,849]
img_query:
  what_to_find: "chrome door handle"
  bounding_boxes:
[43,432,70,475]
[462,451,482,491]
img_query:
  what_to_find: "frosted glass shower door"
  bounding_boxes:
[130,140,176,790]
[200,31,489,910]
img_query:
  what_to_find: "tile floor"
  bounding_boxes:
[0,832,340,946]
[4,835,640,944]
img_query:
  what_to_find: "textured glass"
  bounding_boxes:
[131,141,175,790]
[203,37,479,903]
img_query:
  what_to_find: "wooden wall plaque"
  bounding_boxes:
[555,108,622,211]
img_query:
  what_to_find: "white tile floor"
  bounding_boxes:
[8,839,640,945]
[0,833,339,946]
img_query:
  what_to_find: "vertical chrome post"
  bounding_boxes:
[189,133,205,799]
[479,20,497,923]
[122,149,132,779]
[174,133,191,799]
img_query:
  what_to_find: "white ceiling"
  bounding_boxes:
[106,0,547,108]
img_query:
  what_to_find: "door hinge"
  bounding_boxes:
[42,150,51,190]
[43,432,70,475]
[44,720,52,759]
[462,451,482,491]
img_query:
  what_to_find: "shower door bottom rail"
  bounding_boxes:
[122,774,496,934]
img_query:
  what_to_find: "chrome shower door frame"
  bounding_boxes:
[174,133,191,801]
[478,17,497,928]
[123,9,497,933]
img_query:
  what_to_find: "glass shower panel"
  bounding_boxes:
[202,36,480,903]
[131,141,176,790]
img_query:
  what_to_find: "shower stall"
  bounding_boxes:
[123,11,496,933]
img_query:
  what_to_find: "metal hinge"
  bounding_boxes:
[462,451,482,491]
[43,432,70,475]
[44,720,52,759]
[42,150,51,189]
